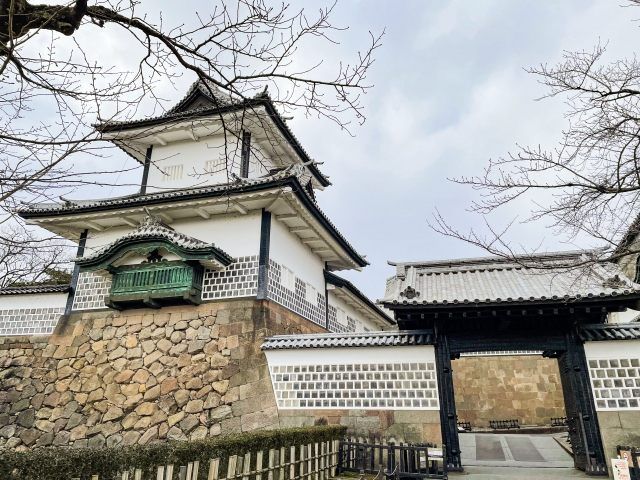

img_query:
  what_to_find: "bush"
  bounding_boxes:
[0,425,347,480]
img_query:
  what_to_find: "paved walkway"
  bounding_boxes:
[449,466,591,479]
[458,432,574,468]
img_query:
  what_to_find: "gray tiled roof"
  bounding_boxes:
[76,215,232,265]
[95,80,330,187]
[615,213,640,256]
[97,80,239,129]
[0,284,69,295]
[167,79,236,113]
[579,323,640,341]
[261,330,434,350]
[18,172,368,268]
[17,169,293,215]
[382,251,640,306]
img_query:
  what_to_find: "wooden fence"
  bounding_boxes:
[70,439,340,480]
[337,437,447,480]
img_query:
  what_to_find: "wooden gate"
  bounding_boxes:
[337,438,448,480]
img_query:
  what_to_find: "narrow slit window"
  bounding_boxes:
[161,164,183,181]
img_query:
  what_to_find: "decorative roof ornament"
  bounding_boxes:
[139,211,167,228]
[602,274,629,289]
[400,286,420,300]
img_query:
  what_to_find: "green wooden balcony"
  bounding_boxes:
[106,261,203,309]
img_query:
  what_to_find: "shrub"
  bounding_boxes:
[0,425,346,480]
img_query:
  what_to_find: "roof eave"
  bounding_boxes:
[325,271,394,326]
[0,284,70,296]
[382,291,640,311]
[18,177,366,268]
[76,236,234,270]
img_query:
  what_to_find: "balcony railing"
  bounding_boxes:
[107,261,203,309]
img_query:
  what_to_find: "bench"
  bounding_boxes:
[489,419,520,430]
[550,416,567,427]
[457,421,471,432]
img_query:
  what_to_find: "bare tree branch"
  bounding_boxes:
[433,2,640,272]
[0,0,382,286]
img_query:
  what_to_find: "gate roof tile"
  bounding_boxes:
[261,330,434,350]
[382,250,640,307]
[579,323,640,341]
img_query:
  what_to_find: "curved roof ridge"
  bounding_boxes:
[76,214,232,266]
[262,330,435,350]
[0,284,70,296]
[389,249,598,270]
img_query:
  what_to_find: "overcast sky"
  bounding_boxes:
[42,0,640,299]
[296,0,640,299]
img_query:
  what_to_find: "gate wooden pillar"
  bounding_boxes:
[435,333,462,471]
[558,330,607,476]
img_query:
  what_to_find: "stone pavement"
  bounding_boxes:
[450,433,590,479]
[449,466,591,479]
[459,432,574,468]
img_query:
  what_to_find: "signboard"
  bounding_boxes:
[612,458,631,480]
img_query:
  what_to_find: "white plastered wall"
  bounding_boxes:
[268,217,325,292]
[0,292,67,310]
[171,213,261,257]
[265,345,439,410]
[327,289,381,332]
[145,135,274,192]
[82,212,262,258]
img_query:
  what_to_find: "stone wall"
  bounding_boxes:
[0,299,325,449]
[453,355,566,427]
[278,410,441,444]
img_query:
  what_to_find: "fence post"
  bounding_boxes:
[299,443,306,480]
[267,449,276,480]
[228,455,238,480]
[208,458,220,480]
[279,447,286,480]
[319,441,326,480]
[290,445,296,480]
[314,442,320,480]
[243,453,251,480]
[256,450,264,480]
